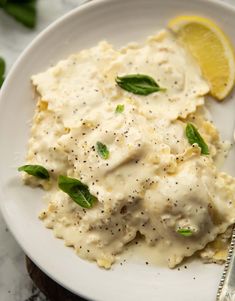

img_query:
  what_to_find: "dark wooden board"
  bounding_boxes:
[26,257,87,301]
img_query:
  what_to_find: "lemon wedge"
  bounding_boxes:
[168,15,235,100]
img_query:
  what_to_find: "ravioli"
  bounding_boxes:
[22,30,235,269]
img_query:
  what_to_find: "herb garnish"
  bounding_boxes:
[185,123,209,155]
[177,228,193,237]
[0,57,5,88]
[18,164,49,179]
[0,0,37,28]
[115,74,166,96]
[58,175,97,209]
[115,104,124,113]
[96,142,109,160]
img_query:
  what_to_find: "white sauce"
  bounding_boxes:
[23,30,235,269]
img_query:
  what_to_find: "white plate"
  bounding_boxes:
[1,0,235,300]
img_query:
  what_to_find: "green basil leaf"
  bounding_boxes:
[0,0,7,6]
[18,164,49,179]
[1,0,37,28]
[0,57,5,87]
[177,228,193,237]
[0,77,4,88]
[115,74,166,96]
[96,141,109,160]
[186,123,209,155]
[58,175,97,209]
[115,104,124,113]
[0,57,5,77]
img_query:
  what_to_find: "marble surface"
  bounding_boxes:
[0,0,235,300]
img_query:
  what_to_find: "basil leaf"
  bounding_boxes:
[1,0,37,28]
[18,164,49,179]
[0,0,7,6]
[96,141,109,160]
[115,104,124,113]
[115,74,166,96]
[186,123,209,155]
[177,228,193,237]
[0,77,4,88]
[58,175,97,209]
[0,57,5,88]
[0,57,5,76]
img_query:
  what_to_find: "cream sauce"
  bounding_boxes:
[22,30,235,269]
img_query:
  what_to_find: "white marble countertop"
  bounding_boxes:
[0,0,234,300]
